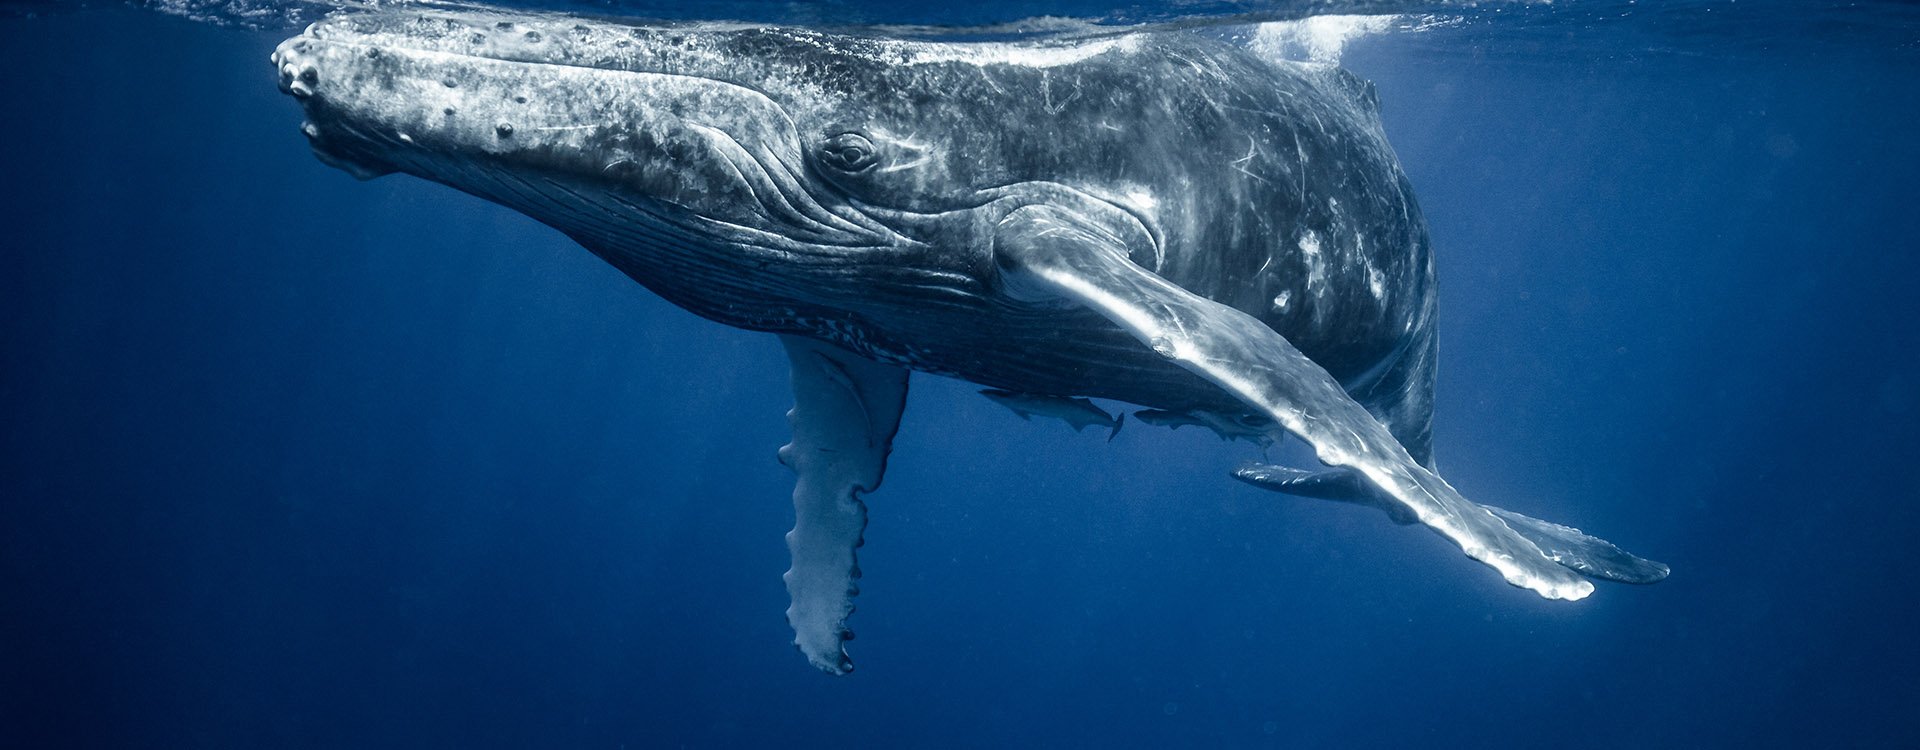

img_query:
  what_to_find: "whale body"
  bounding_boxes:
[273,11,1666,675]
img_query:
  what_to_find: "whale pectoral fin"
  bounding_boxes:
[1232,462,1419,525]
[1480,505,1671,584]
[993,204,1596,601]
[777,335,910,675]
[1234,462,1669,583]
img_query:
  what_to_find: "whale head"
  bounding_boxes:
[270,12,1195,331]
[268,12,1017,262]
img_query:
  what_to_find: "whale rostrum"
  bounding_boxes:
[273,11,1668,675]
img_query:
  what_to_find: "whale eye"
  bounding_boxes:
[818,132,878,173]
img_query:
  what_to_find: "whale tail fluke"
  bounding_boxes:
[1234,461,1669,585]
[1107,412,1125,442]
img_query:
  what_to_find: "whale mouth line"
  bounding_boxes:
[310,141,395,181]
[300,118,396,180]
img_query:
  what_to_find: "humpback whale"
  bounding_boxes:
[271,11,1667,675]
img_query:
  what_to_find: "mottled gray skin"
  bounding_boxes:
[274,12,1436,461]
[273,11,1662,675]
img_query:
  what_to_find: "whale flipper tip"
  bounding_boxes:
[1483,505,1671,585]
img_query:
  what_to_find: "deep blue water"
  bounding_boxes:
[3,2,1919,748]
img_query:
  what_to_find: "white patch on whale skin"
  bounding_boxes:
[1299,229,1327,297]
[1121,188,1158,213]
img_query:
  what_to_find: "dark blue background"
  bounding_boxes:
[4,6,1917,748]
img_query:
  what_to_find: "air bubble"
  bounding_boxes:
[441,77,457,88]
[524,31,542,43]
[442,107,455,116]
[298,67,317,84]
[513,95,528,104]
[1149,336,1177,357]
[495,123,515,138]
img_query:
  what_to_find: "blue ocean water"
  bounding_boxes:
[2,1,1917,747]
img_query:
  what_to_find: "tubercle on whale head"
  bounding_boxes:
[269,13,913,255]
[271,39,393,180]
